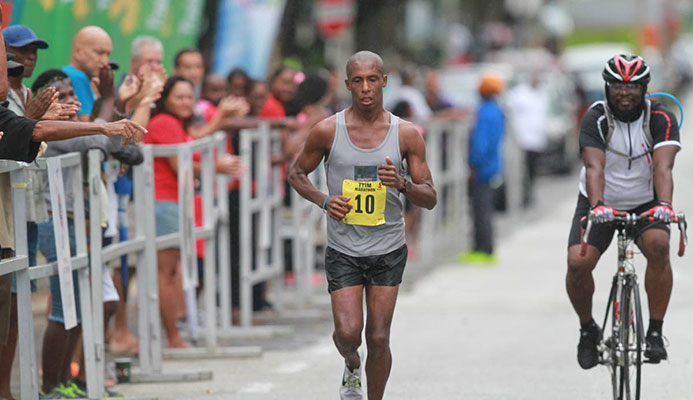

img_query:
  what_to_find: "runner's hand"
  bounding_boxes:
[641,201,675,223]
[378,156,404,189]
[326,195,352,221]
[592,204,615,224]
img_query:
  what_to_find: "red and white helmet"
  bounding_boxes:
[602,54,650,85]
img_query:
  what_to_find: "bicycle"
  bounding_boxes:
[580,211,688,400]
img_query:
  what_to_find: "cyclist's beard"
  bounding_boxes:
[605,84,646,122]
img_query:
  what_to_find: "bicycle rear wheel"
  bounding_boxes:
[617,278,643,400]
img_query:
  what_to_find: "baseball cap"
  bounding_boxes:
[3,25,49,49]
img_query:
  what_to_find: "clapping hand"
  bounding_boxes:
[218,96,250,119]
[216,154,248,178]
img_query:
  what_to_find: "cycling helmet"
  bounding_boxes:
[603,54,650,122]
[602,54,650,85]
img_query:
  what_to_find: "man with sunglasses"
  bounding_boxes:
[565,54,680,369]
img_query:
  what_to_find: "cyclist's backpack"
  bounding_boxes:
[596,99,653,161]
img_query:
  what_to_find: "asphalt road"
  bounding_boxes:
[117,94,693,400]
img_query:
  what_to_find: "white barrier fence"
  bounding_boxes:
[2,115,525,399]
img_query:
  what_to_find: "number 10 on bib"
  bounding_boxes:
[342,179,387,226]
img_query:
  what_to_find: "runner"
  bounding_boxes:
[566,54,681,369]
[289,51,436,400]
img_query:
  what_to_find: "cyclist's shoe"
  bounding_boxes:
[340,352,363,400]
[577,323,601,369]
[644,331,668,363]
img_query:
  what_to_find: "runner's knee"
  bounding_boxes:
[334,326,362,349]
[365,328,390,350]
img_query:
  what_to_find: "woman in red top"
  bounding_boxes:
[145,76,244,348]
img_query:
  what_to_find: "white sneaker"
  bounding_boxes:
[339,352,363,399]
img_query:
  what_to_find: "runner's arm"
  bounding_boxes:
[288,118,334,207]
[583,146,606,207]
[400,122,437,210]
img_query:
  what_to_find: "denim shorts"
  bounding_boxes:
[38,218,80,324]
[11,221,39,294]
[155,201,180,236]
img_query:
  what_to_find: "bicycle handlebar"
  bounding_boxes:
[579,211,688,257]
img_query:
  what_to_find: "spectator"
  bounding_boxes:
[245,80,268,117]
[259,66,296,118]
[144,76,245,348]
[384,67,432,120]
[424,70,455,112]
[227,67,250,97]
[106,34,165,358]
[506,74,549,207]
[62,26,113,120]
[30,68,142,397]
[197,73,228,123]
[173,48,204,89]
[459,73,505,264]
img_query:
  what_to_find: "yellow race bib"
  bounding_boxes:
[342,179,387,226]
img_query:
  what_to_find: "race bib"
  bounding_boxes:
[342,165,387,226]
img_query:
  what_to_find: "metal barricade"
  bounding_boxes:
[11,153,101,399]
[283,165,327,309]
[0,161,35,400]
[418,119,469,261]
[237,124,286,327]
[143,133,261,363]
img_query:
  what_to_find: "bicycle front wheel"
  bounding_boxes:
[618,278,644,400]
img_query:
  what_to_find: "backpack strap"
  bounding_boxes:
[642,99,653,150]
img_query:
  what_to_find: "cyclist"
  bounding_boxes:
[289,51,437,400]
[566,54,681,369]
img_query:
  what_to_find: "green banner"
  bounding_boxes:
[9,0,205,83]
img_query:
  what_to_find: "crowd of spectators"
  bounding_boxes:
[0,19,470,399]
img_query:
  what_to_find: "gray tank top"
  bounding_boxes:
[325,110,405,257]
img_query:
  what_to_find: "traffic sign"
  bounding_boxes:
[315,0,355,39]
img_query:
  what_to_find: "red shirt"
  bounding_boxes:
[144,113,193,201]
[259,94,286,118]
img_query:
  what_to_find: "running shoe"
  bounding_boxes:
[41,383,80,399]
[577,323,601,369]
[340,352,363,400]
[644,331,668,363]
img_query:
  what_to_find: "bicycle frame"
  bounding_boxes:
[581,211,687,400]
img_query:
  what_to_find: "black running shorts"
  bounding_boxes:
[324,244,408,293]
[567,194,669,254]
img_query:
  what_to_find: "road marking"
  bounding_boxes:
[276,361,309,374]
[238,382,274,393]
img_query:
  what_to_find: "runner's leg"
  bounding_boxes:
[364,284,399,400]
[331,285,364,372]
